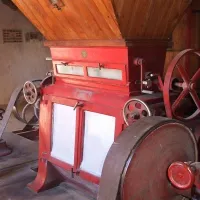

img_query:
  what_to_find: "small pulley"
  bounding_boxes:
[123,98,152,125]
[13,75,53,125]
[23,81,39,105]
[164,49,200,120]
[13,79,42,125]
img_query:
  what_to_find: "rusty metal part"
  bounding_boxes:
[123,98,152,125]
[98,117,197,200]
[23,81,39,105]
[164,49,200,120]
[168,162,195,190]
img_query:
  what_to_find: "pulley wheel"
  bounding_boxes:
[164,49,200,120]
[123,98,152,126]
[98,117,198,200]
[13,79,41,124]
[23,81,38,105]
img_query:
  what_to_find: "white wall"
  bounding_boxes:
[0,3,52,104]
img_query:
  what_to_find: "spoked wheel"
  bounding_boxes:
[164,49,200,120]
[13,80,41,125]
[98,117,198,200]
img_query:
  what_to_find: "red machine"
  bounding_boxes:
[19,45,199,200]
[4,0,200,199]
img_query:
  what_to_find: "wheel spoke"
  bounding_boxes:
[191,67,200,82]
[189,89,200,111]
[177,66,190,85]
[172,89,188,112]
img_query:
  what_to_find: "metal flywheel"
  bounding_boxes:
[98,117,198,200]
[164,49,200,120]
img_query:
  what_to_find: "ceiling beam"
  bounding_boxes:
[192,0,200,11]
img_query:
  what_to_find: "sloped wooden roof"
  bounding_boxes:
[12,0,191,41]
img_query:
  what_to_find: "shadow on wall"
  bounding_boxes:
[0,2,52,105]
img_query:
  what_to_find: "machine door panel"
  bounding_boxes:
[51,102,76,166]
[80,110,116,177]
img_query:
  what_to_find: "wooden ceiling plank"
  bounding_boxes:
[12,0,54,40]
[82,0,115,39]
[30,0,62,40]
[93,0,121,38]
[70,0,108,39]
[37,0,76,40]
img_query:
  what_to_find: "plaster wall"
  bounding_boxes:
[0,3,52,104]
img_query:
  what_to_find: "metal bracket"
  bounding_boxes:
[98,63,104,70]
[73,102,84,110]
[61,62,69,66]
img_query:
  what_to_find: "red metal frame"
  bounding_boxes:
[29,90,125,191]
[53,61,128,94]
[29,43,168,192]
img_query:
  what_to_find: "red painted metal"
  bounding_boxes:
[28,42,169,192]
[168,162,195,190]
[164,49,200,120]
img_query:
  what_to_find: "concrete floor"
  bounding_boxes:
[0,105,96,200]
[0,132,96,200]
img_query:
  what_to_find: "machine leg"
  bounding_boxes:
[28,159,63,193]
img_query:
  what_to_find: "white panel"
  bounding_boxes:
[87,67,122,80]
[57,64,84,76]
[80,111,115,177]
[51,103,76,165]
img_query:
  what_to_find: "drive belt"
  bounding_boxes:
[0,86,23,138]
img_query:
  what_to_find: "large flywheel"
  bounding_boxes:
[164,49,200,120]
[98,117,198,200]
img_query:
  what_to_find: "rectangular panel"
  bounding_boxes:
[57,64,84,76]
[80,111,115,177]
[3,29,23,43]
[51,103,76,165]
[87,67,122,80]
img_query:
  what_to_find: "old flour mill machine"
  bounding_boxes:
[1,0,200,199]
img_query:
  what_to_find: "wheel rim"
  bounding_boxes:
[123,98,152,125]
[164,49,200,120]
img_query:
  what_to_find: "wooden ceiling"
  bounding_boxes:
[12,0,192,41]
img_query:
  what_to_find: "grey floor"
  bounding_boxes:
[0,132,96,200]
